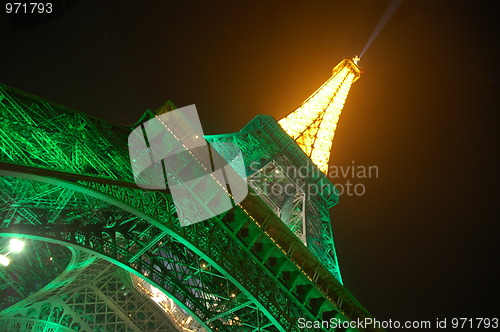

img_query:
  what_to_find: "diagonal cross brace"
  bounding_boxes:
[205,300,254,324]
[128,231,168,264]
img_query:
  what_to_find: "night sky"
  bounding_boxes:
[1,0,499,327]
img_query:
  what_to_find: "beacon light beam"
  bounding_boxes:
[360,0,404,58]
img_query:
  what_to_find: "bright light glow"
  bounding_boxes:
[279,58,361,173]
[9,238,25,253]
[0,254,10,266]
[132,275,203,331]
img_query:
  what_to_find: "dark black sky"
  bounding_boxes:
[1,0,499,327]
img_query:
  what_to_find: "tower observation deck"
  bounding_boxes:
[0,58,381,331]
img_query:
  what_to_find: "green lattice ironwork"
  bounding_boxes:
[0,84,381,331]
[0,247,182,331]
[206,115,342,283]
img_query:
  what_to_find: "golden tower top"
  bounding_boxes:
[278,57,361,173]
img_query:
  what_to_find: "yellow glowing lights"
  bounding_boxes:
[132,275,201,332]
[278,58,361,173]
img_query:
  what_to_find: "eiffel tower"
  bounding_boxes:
[0,57,380,331]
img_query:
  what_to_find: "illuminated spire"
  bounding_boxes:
[279,57,361,173]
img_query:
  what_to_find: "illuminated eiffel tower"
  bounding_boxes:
[279,56,361,173]
[0,57,380,331]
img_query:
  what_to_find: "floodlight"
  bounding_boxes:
[0,254,10,266]
[9,238,25,253]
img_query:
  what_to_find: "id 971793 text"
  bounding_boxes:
[5,2,53,14]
